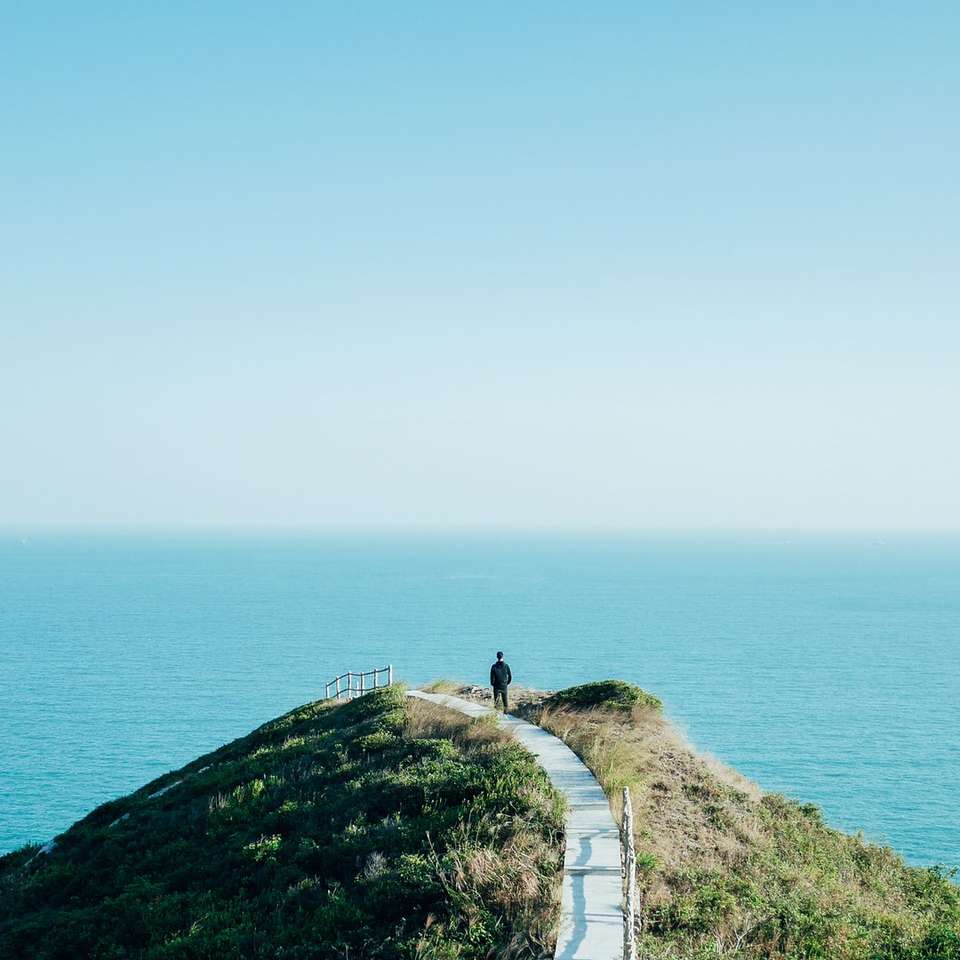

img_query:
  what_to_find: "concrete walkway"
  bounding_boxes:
[408,691,623,960]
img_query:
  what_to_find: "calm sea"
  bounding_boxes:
[1,534,957,868]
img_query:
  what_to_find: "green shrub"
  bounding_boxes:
[549,679,662,711]
[355,730,400,752]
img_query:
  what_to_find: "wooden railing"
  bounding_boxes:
[324,665,394,701]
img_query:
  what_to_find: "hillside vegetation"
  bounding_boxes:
[4,677,957,960]
[523,681,960,960]
[0,687,564,960]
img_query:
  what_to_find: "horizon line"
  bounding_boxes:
[3,524,960,538]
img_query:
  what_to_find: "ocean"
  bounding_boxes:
[1,533,957,868]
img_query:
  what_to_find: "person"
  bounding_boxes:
[490,651,512,711]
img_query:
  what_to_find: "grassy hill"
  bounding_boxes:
[511,680,960,960]
[0,687,563,960]
[4,678,958,960]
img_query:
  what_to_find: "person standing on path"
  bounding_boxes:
[490,651,512,711]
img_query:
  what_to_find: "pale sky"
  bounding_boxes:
[3,3,958,530]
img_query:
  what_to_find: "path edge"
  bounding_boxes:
[407,690,624,960]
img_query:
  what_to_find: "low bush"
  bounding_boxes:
[547,679,662,712]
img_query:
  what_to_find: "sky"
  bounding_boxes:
[2,2,958,531]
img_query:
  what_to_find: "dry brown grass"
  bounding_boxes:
[405,696,511,750]
[533,701,765,879]
[422,678,465,695]
[434,681,960,959]
[434,681,762,873]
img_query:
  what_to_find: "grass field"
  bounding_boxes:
[0,686,564,960]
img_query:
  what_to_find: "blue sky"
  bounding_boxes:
[3,3,958,529]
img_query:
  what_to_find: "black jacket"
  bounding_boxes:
[490,660,512,688]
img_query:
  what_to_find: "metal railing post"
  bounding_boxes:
[622,787,637,960]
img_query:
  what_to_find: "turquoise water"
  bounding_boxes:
[1,534,957,868]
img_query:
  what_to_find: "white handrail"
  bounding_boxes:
[622,786,638,960]
[324,664,393,701]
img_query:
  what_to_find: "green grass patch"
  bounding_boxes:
[0,687,563,960]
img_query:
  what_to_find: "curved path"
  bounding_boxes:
[408,691,623,960]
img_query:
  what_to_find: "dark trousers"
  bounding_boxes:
[493,686,509,711]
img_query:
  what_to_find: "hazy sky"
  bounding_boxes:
[3,3,958,530]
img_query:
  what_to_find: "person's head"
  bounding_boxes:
[496,651,504,661]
